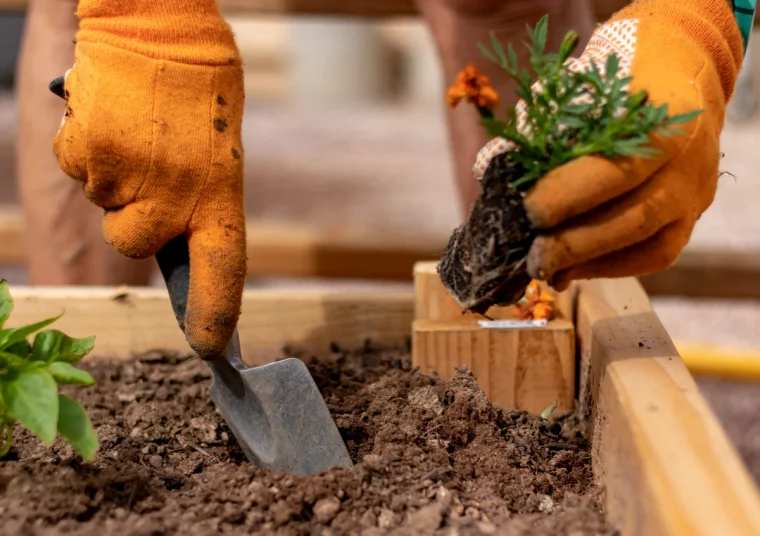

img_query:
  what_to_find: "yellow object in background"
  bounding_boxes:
[675,341,760,381]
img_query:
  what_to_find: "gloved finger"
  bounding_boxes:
[546,217,694,292]
[184,201,247,360]
[526,169,681,281]
[523,130,684,230]
[103,200,186,259]
[51,66,88,183]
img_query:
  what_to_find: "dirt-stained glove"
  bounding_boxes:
[473,0,745,291]
[51,0,247,359]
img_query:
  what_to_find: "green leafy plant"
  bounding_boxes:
[0,280,98,461]
[476,15,701,188]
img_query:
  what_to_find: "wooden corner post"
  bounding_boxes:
[411,261,576,414]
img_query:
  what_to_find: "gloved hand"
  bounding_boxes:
[51,0,247,359]
[473,0,744,291]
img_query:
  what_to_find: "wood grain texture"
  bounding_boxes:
[413,261,517,321]
[577,277,760,536]
[412,261,576,414]
[413,261,575,321]
[413,319,575,414]
[6,286,414,364]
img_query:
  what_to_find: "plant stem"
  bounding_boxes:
[477,106,494,120]
[0,421,12,458]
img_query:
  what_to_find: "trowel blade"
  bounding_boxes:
[207,332,353,476]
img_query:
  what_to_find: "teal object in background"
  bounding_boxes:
[735,0,758,53]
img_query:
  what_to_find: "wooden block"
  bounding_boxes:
[413,261,516,321]
[413,261,575,321]
[577,277,760,536]
[6,286,414,365]
[412,261,576,414]
[413,319,575,414]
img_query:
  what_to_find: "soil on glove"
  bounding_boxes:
[0,345,615,536]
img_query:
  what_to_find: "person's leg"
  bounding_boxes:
[15,0,154,285]
[418,0,595,211]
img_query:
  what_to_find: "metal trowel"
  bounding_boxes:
[155,235,353,476]
[47,75,352,476]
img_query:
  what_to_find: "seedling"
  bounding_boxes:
[438,16,702,314]
[0,280,98,461]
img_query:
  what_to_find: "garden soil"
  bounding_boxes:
[0,345,615,536]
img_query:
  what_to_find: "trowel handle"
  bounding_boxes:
[155,234,191,331]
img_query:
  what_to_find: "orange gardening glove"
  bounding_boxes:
[473,0,744,291]
[52,0,247,359]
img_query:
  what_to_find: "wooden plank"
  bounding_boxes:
[245,220,440,279]
[0,206,441,281]
[576,277,760,536]
[638,249,760,300]
[413,318,576,414]
[411,261,576,414]
[5,286,414,365]
[6,204,760,293]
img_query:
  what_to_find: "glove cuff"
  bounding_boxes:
[75,0,240,66]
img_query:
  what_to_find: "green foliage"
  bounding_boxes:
[477,15,702,188]
[0,280,98,461]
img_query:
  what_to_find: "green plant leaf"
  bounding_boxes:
[32,329,95,364]
[605,53,619,81]
[541,401,559,421]
[47,362,96,386]
[469,15,699,189]
[477,41,498,65]
[4,340,31,359]
[490,32,507,68]
[0,314,61,352]
[558,30,580,63]
[667,109,703,125]
[0,280,12,329]
[480,117,508,138]
[57,395,98,461]
[0,367,58,444]
[0,350,30,369]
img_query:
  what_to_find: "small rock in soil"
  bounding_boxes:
[313,496,341,524]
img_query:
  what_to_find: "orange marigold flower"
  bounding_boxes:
[514,280,556,321]
[445,63,500,110]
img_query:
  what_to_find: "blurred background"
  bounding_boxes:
[2,7,760,477]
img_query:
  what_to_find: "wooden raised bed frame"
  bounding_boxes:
[7,272,760,535]
[2,204,758,299]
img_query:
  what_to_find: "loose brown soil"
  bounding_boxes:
[0,345,614,536]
